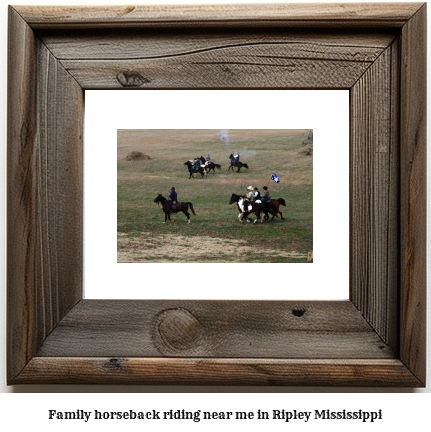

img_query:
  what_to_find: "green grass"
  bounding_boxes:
[117,129,313,262]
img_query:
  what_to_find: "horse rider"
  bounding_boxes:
[261,186,271,205]
[253,187,261,200]
[206,154,211,162]
[167,187,178,215]
[242,186,255,211]
[192,157,201,170]
[234,151,239,164]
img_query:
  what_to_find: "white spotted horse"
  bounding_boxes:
[229,193,275,223]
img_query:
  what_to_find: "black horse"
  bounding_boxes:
[228,154,249,173]
[184,161,206,179]
[198,156,221,174]
[229,193,274,223]
[154,194,196,224]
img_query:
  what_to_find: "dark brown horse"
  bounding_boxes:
[154,194,196,224]
[266,198,286,220]
[228,160,249,173]
[228,154,249,173]
[198,156,221,174]
[184,161,207,179]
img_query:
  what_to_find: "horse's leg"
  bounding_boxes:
[184,210,190,223]
[163,211,167,223]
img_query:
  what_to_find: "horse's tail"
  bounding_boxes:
[278,198,286,206]
[243,163,249,169]
[215,164,221,169]
[188,202,196,216]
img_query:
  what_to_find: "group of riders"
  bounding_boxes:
[191,154,211,171]
[190,151,240,171]
[166,184,272,216]
[165,151,274,218]
[245,185,271,205]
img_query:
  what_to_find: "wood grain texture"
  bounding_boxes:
[36,300,393,359]
[35,41,84,336]
[350,44,399,348]
[7,3,426,386]
[15,3,423,29]
[41,30,395,89]
[399,3,427,385]
[7,6,83,383]
[7,6,38,381]
[15,358,423,386]
[51,32,394,89]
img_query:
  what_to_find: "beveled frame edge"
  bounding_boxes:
[7,3,426,386]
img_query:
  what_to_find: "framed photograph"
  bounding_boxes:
[7,3,426,386]
[84,89,349,301]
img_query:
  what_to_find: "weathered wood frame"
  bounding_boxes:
[7,4,426,386]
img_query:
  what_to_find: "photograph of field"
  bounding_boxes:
[117,129,313,263]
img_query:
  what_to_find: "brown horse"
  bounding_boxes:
[267,198,286,220]
[154,194,196,224]
[228,154,249,173]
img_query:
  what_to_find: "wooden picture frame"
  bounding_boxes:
[7,3,426,386]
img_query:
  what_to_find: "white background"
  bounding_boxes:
[85,90,349,300]
[0,0,430,428]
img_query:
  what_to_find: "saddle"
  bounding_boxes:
[173,201,181,210]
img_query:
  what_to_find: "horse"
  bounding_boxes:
[184,161,207,179]
[198,156,221,174]
[229,193,273,223]
[154,194,196,224]
[228,154,248,173]
[206,162,221,174]
[229,193,253,223]
[265,198,286,220]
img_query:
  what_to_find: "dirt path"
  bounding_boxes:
[118,232,306,263]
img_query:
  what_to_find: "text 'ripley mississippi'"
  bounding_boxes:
[48,409,383,423]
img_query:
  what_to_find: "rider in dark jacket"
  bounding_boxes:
[253,187,261,200]
[167,187,178,214]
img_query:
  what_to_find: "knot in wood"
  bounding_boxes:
[116,71,150,87]
[154,308,203,351]
[292,308,306,317]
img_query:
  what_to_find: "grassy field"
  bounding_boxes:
[117,129,313,263]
